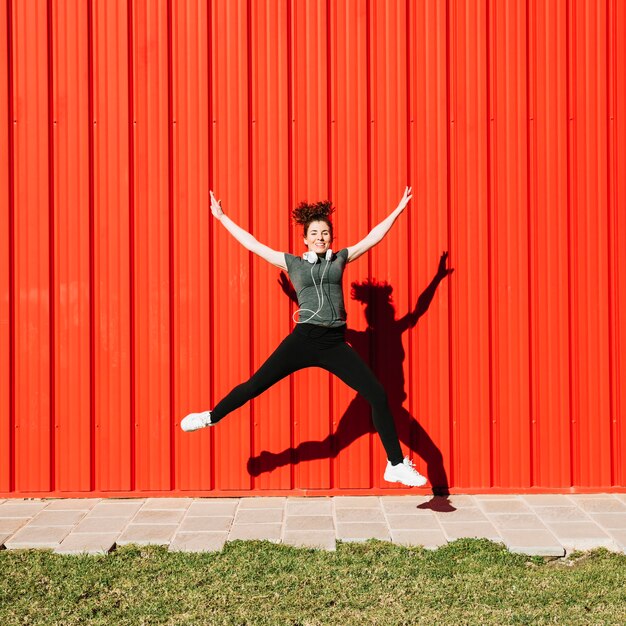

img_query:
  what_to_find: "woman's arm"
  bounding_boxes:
[346,186,412,263]
[210,190,288,270]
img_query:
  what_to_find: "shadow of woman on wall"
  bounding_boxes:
[247,252,454,504]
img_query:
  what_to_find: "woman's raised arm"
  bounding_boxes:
[210,190,287,270]
[346,186,412,263]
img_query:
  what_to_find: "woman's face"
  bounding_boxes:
[304,220,333,254]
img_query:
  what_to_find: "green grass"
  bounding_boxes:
[1,539,625,625]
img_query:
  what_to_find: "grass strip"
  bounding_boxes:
[1,539,625,625]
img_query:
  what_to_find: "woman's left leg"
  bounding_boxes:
[318,342,404,465]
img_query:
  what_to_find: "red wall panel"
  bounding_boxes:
[92,0,133,492]
[330,0,371,489]
[250,0,292,491]
[449,0,492,489]
[489,0,531,488]
[12,0,52,493]
[530,0,571,487]
[611,0,626,487]
[211,0,253,491]
[1,0,625,497]
[408,0,451,493]
[568,0,612,487]
[51,0,91,492]
[369,0,411,491]
[132,0,172,491]
[291,0,332,490]
[171,0,212,492]
[0,0,11,493]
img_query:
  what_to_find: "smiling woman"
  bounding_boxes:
[180,188,427,488]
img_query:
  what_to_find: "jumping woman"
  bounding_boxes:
[181,187,427,487]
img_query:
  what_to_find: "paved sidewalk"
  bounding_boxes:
[1,494,625,557]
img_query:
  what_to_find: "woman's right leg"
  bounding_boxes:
[210,331,310,424]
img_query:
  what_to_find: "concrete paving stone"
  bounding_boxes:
[55,533,118,555]
[284,516,335,532]
[0,518,30,533]
[522,495,576,507]
[186,501,239,517]
[228,524,282,542]
[473,494,524,501]
[0,502,48,517]
[132,509,186,525]
[496,529,565,557]
[193,498,240,503]
[614,494,626,505]
[89,501,144,517]
[0,500,5,505]
[117,524,178,546]
[141,498,193,510]
[380,495,433,505]
[528,506,589,522]
[283,531,336,551]
[445,495,477,508]
[545,521,615,551]
[432,507,488,522]
[606,529,626,550]
[385,514,441,530]
[0,532,10,546]
[333,496,381,509]
[73,516,130,534]
[43,499,101,510]
[234,508,283,524]
[380,501,438,515]
[285,500,333,516]
[488,514,548,530]
[566,494,617,499]
[572,498,626,513]
[238,498,286,509]
[336,522,390,542]
[335,508,385,523]
[178,516,233,532]
[5,525,73,549]
[28,510,87,527]
[169,532,228,553]
[589,513,626,529]
[440,521,502,542]
[478,500,531,514]
[390,529,447,549]
[378,496,433,508]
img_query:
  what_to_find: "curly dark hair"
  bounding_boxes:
[292,200,335,238]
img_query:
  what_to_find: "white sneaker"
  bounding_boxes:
[180,411,213,432]
[384,456,427,487]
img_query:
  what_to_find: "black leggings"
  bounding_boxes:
[212,323,404,465]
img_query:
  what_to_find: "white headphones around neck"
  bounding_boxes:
[293,249,334,323]
[303,249,333,264]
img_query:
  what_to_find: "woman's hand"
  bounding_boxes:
[210,193,288,270]
[210,190,224,219]
[397,186,412,212]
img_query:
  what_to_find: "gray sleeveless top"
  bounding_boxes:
[284,248,349,327]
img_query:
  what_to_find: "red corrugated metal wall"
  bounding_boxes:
[1,0,625,497]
